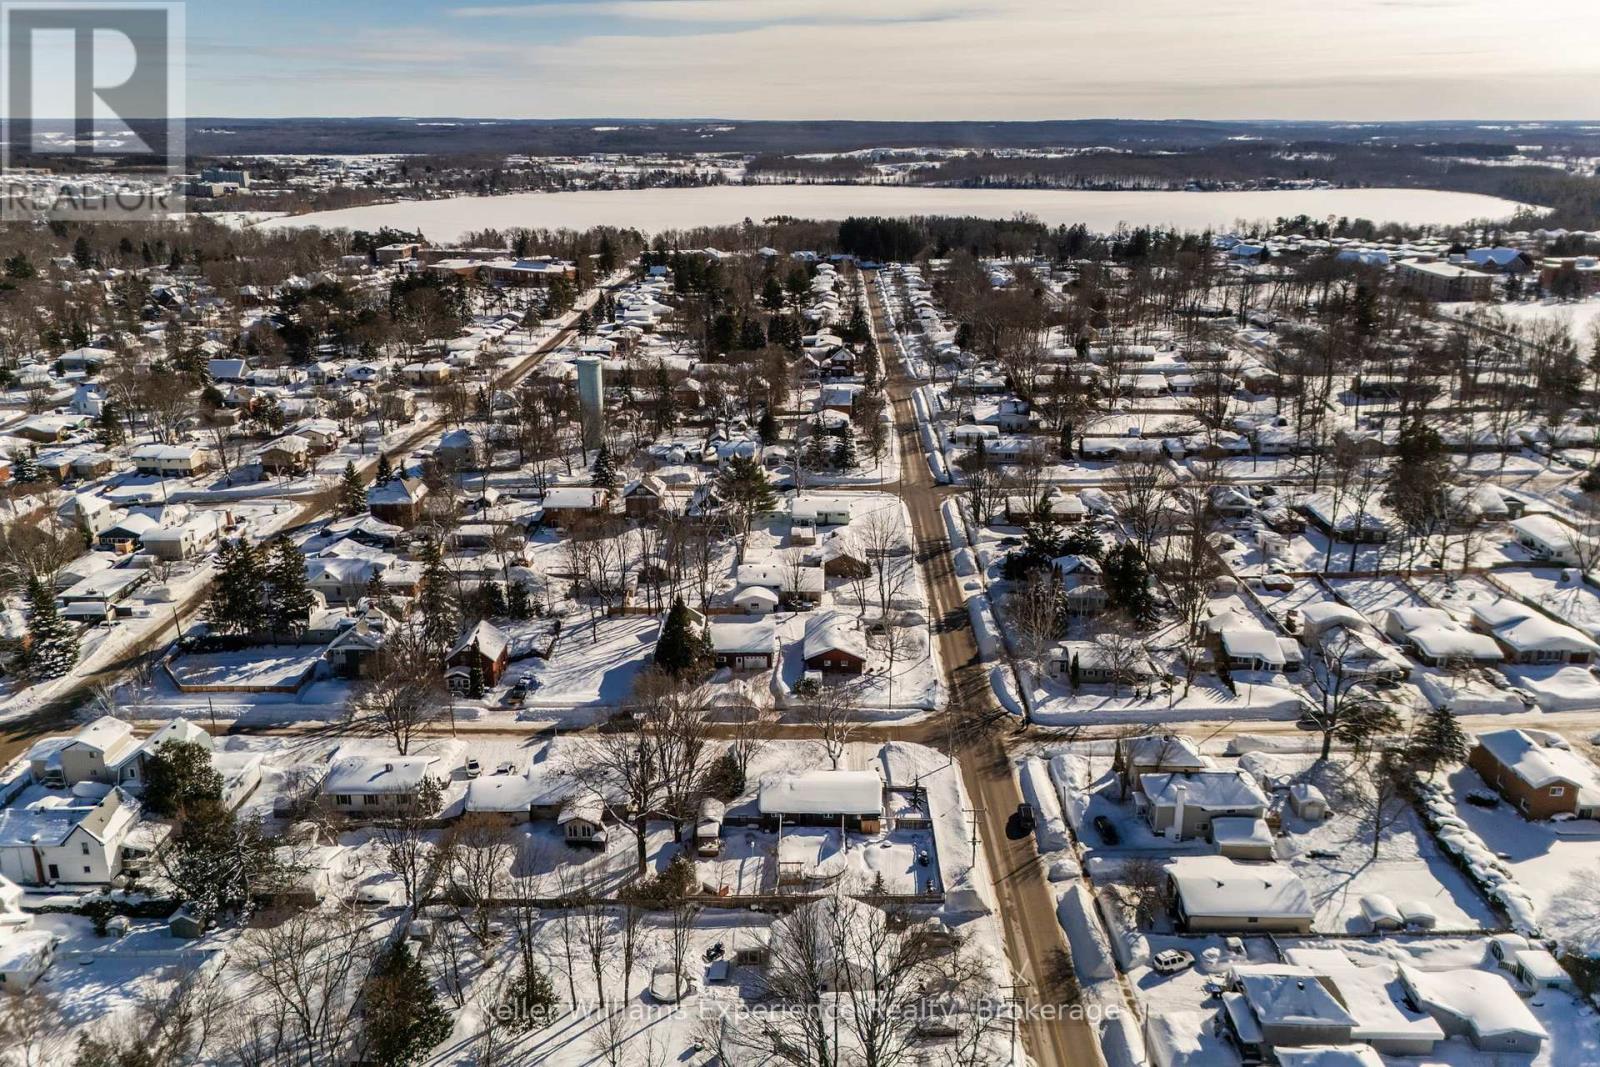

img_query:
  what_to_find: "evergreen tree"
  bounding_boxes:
[363,941,453,1066]
[1102,543,1157,628]
[1407,706,1470,778]
[591,443,617,490]
[266,537,315,640]
[761,274,786,312]
[10,449,39,483]
[508,579,532,620]
[95,403,125,447]
[504,960,559,1032]
[467,659,485,700]
[715,455,778,549]
[20,576,78,680]
[757,409,780,446]
[846,301,870,346]
[1069,652,1082,692]
[72,236,93,270]
[654,597,703,677]
[143,740,224,817]
[374,452,396,486]
[417,537,459,655]
[482,581,507,618]
[207,539,267,636]
[833,422,858,470]
[337,461,367,517]
[161,800,279,928]
[803,422,834,471]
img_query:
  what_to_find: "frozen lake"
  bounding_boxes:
[261,184,1531,241]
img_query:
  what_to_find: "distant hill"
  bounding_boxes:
[180,118,1600,157]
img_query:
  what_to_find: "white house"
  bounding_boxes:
[0,788,149,887]
[322,755,441,815]
[1510,514,1588,564]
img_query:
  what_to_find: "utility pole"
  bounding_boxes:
[963,806,983,866]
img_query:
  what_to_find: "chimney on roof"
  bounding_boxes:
[384,763,393,772]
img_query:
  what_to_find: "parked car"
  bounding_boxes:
[464,758,482,779]
[1016,802,1035,833]
[504,682,529,706]
[1151,949,1195,975]
[1092,815,1120,846]
[494,762,517,776]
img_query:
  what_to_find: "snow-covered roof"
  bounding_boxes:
[1210,816,1273,849]
[1472,599,1600,654]
[708,616,776,656]
[540,487,607,510]
[449,619,509,663]
[1511,513,1577,552]
[321,755,437,796]
[758,770,882,817]
[1397,964,1546,1043]
[1233,966,1357,1029]
[802,611,869,661]
[1276,1047,1384,1067]
[1141,771,1268,812]
[464,774,539,814]
[1168,856,1313,921]
[1475,729,1600,796]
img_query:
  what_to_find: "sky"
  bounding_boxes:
[176,0,1600,121]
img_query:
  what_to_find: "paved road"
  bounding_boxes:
[0,296,613,767]
[865,273,1103,1067]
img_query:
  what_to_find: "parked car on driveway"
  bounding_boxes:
[1092,815,1120,846]
[1152,949,1195,975]
[1016,802,1035,833]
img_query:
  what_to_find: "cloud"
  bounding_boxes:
[190,0,1600,121]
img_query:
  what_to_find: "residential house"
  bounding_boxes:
[322,755,441,815]
[1220,626,1304,673]
[802,611,868,674]
[623,475,669,519]
[258,435,311,476]
[1510,514,1588,564]
[1221,967,1357,1063]
[558,795,608,849]
[1468,728,1600,819]
[758,770,883,832]
[736,562,825,606]
[1167,856,1315,934]
[1382,607,1503,667]
[709,616,777,672]
[140,509,228,562]
[444,620,511,692]
[27,716,140,788]
[0,788,149,886]
[538,487,610,528]
[1139,770,1270,841]
[367,477,430,527]
[129,444,210,478]
[1469,598,1600,664]
[1396,965,1545,1054]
